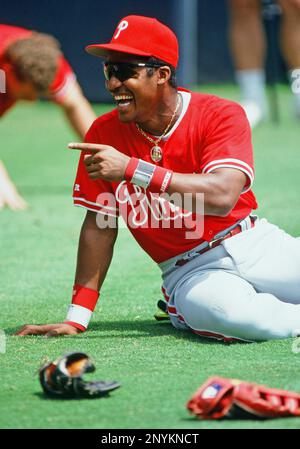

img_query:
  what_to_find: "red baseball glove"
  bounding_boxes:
[187,376,300,419]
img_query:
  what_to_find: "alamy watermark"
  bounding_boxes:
[95,182,205,240]
[0,329,6,354]
[291,69,300,94]
[0,69,6,93]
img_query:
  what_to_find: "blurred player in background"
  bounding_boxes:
[0,24,96,210]
[228,0,300,127]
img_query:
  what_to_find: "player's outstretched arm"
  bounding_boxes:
[15,211,118,337]
[167,168,247,216]
[67,144,247,217]
[59,81,97,139]
[0,160,27,211]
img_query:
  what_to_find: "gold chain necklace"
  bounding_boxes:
[135,93,181,162]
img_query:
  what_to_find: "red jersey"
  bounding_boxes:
[0,24,75,116]
[73,89,258,263]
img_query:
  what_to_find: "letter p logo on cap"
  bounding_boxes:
[114,20,128,39]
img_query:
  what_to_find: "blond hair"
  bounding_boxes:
[6,32,62,93]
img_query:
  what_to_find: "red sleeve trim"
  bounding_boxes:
[202,158,254,192]
[73,197,119,217]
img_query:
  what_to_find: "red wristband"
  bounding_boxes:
[125,157,173,193]
[124,157,139,181]
[71,284,99,311]
[64,284,99,331]
[149,165,173,193]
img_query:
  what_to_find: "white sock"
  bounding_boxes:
[235,69,268,116]
[289,68,300,118]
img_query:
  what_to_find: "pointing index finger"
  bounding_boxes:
[68,142,104,153]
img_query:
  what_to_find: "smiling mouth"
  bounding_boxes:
[113,94,134,109]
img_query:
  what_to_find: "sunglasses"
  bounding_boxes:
[103,62,162,82]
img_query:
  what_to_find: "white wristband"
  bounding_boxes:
[131,160,156,189]
[66,304,93,329]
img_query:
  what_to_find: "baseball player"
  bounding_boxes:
[16,15,300,341]
[228,0,300,127]
[0,24,96,210]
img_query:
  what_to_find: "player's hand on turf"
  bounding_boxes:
[68,142,130,182]
[14,323,81,338]
[0,180,27,211]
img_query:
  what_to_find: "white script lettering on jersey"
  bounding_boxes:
[115,181,192,227]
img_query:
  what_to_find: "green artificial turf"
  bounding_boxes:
[0,85,300,429]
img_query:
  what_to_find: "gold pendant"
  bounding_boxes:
[150,146,163,162]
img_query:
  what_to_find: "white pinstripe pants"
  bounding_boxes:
[160,217,300,342]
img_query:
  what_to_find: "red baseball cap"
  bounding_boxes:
[85,15,179,68]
